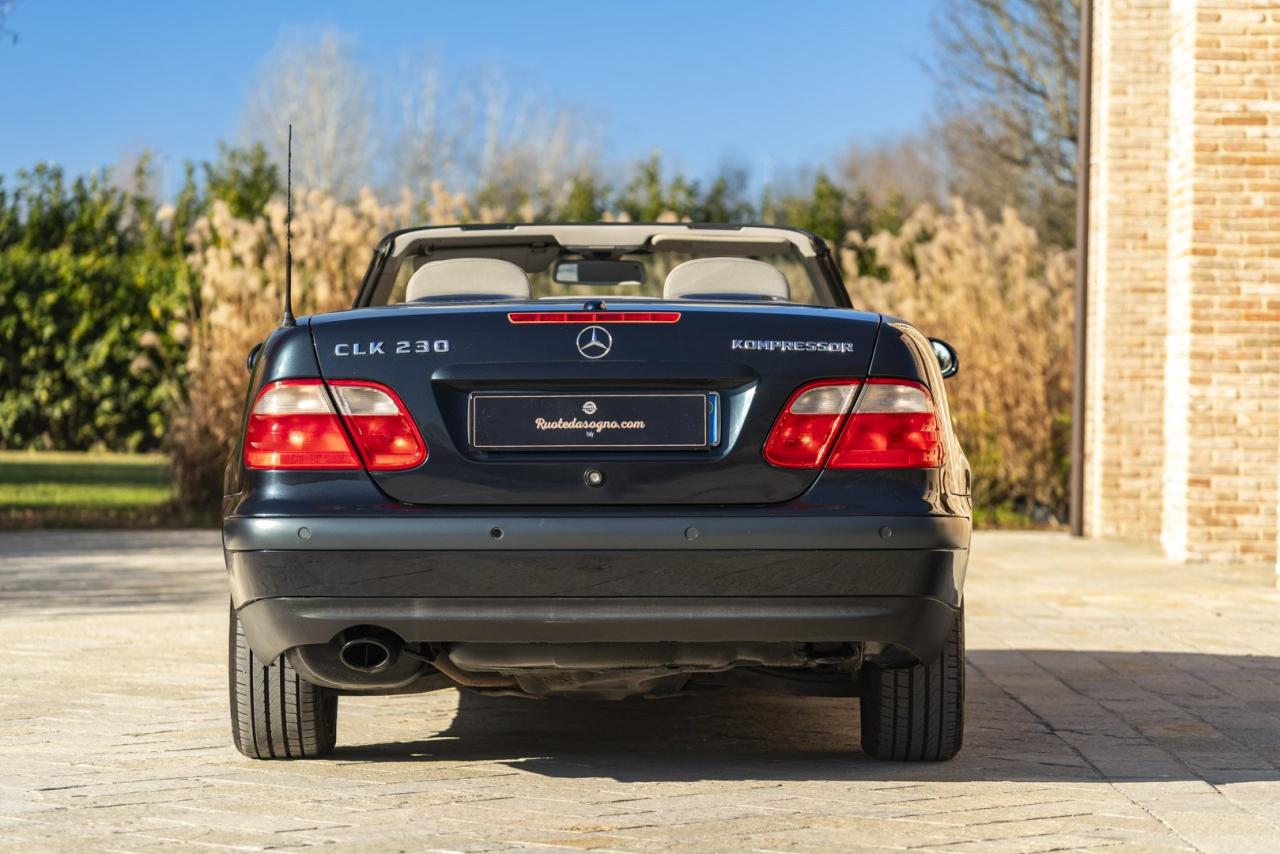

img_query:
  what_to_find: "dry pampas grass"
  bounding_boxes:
[843,201,1074,518]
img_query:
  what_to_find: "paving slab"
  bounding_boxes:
[1,529,1278,851]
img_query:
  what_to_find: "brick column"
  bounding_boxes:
[1085,0,1171,541]
[1161,0,1280,564]
[1088,0,1280,566]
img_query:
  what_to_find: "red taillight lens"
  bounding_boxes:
[244,379,426,471]
[763,379,943,470]
[828,380,943,469]
[763,380,859,468]
[244,380,361,470]
[329,381,427,470]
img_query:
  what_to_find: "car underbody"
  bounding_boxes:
[298,639,868,701]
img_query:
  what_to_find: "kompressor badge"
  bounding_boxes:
[731,339,855,353]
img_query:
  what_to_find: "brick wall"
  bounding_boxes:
[1089,0,1280,565]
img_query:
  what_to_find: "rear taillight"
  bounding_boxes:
[245,380,360,470]
[763,379,942,470]
[828,380,942,469]
[328,381,427,470]
[763,380,860,468]
[245,379,426,471]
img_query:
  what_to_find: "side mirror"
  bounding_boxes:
[246,342,264,374]
[930,338,959,379]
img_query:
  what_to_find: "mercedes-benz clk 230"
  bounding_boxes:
[223,222,970,761]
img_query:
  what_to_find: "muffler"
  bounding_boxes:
[430,652,517,688]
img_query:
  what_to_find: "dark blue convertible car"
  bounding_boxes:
[223,222,970,761]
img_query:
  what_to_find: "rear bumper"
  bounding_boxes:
[224,513,969,662]
[239,595,959,664]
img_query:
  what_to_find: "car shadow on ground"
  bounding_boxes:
[331,649,1280,785]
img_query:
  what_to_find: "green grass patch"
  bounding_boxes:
[0,451,211,528]
[0,450,172,508]
[972,501,1061,530]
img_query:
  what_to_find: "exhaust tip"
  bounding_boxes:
[339,637,393,674]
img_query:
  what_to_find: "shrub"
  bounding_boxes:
[0,161,191,453]
[842,201,1074,520]
[0,246,186,451]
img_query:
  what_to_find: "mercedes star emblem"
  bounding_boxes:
[576,326,612,359]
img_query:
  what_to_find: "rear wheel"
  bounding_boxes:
[229,603,337,759]
[859,605,964,761]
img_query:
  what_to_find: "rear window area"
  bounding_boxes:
[384,250,831,306]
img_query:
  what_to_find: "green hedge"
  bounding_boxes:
[0,247,185,451]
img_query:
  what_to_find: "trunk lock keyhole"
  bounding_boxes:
[584,469,605,488]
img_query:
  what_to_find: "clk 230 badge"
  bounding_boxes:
[731,339,855,353]
[333,339,450,356]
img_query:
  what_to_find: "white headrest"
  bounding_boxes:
[662,257,790,301]
[405,258,531,301]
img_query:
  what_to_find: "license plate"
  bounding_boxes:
[470,392,719,450]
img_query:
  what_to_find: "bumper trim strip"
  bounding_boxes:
[224,514,969,552]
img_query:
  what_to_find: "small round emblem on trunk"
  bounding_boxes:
[584,469,605,487]
[576,326,612,359]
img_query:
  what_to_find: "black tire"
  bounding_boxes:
[859,605,964,761]
[229,603,337,759]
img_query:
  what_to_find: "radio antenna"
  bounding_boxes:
[281,123,297,328]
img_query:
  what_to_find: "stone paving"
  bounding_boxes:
[1,530,1279,852]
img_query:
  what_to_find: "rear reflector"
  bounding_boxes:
[764,379,943,470]
[329,381,427,470]
[245,379,426,471]
[245,380,360,470]
[508,311,681,324]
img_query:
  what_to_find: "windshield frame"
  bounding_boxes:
[353,222,852,310]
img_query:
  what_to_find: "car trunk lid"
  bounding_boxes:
[309,302,881,505]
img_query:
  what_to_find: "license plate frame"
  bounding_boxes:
[469,391,719,451]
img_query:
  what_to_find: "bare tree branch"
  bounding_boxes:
[932,0,1078,244]
[935,0,1078,188]
[394,63,601,216]
[242,30,374,200]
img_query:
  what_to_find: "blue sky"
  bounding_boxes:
[0,1,941,196]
